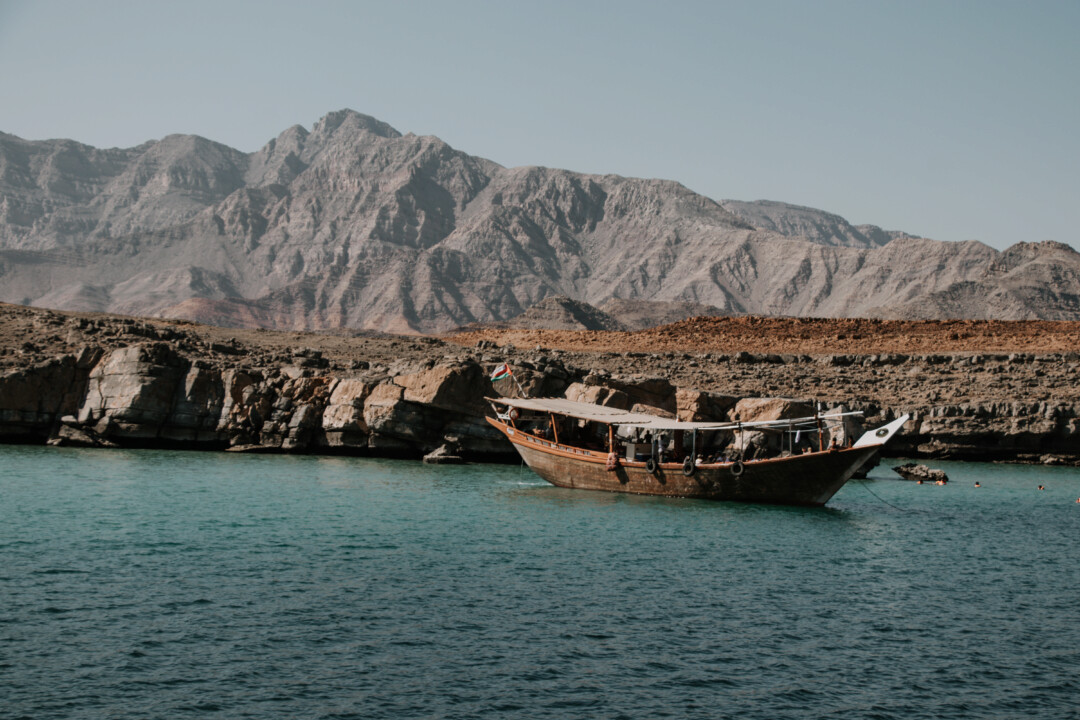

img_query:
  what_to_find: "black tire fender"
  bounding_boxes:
[730,461,745,477]
[682,457,696,476]
[645,458,658,474]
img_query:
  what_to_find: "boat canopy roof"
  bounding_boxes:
[487,396,861,432]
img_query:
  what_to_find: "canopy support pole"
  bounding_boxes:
[816,403,824,452]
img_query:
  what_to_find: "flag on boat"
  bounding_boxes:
[490,363,512,382]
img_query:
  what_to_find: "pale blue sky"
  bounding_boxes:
[1,0,1076,250]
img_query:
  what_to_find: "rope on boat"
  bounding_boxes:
[855,478,908,512]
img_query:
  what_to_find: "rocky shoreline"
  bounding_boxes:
[1,303,1078,466]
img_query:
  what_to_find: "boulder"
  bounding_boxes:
[363,380,428,443]
[423,444,465,464]
[729,397,817,456]
[0,355,83,438]
[603,375,676,415]
[393,362,490,414]
[564,382,630,409]
[730,397,814,423]
[161,365,226,442]
[281,402,321,450]
[78,343,188,438]
[440,418,513,458]
[824,403,865,448]
[321,379,373,448]
[219,370,259,426]
[253,376,332,448]
[729,429,771,460]
[48,423,119,448]
[892,463,949,483]
[630,403,675,419]
[677,388,738,422]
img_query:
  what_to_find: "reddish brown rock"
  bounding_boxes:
[321,379,374,448]
[676,388,738,422]
[564,382,630,409]
[730,397,815,423]
[393,363,489,414]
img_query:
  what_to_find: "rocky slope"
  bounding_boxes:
[718,200,907,248]
[597,298,730,331]
[505,296,626,331]
[2,111,1079,333]
[2,303,1078,465]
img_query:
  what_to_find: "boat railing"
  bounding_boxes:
[494,412,868,469]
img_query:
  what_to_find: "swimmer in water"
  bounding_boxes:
[1038,485,1045,490]
[916,479,923,485]
[974,482,981,488]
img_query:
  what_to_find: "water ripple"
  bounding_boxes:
[1,446,1078,719]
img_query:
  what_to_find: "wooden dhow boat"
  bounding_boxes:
[487,396,910,506]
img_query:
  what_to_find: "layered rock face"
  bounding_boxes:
[5,343,519,459]
[2,111,1079,333]
[2,303,1078,464]
[2,339,1078,465]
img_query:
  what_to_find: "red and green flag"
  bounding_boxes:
[490,363,512,382]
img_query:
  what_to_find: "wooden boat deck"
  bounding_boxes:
[486,416,883,506]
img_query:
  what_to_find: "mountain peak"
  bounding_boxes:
[990,240,1080,274]
[1005,240,1078,257]
[312,109,401,140]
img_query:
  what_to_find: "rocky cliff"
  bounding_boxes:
[1,304,1077,465]
[3,110,1079,333]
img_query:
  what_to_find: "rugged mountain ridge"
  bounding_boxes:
[2,110,1078,332]
[718,199,907,248]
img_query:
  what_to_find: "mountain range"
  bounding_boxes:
[2,109,1078,333]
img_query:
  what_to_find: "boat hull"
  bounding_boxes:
[488,418,878,506]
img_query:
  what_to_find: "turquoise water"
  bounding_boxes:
[2,446,1078,719]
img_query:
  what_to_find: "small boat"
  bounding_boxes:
[486,396,910,506]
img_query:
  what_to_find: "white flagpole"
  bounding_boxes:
[509,368,530,398]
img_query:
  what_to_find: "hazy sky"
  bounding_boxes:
[1,0,1076,250]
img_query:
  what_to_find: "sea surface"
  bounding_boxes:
[2,445,1078,720]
